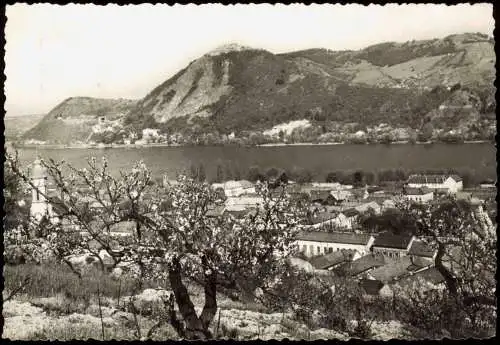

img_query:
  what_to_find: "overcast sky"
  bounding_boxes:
[4,3,494,116]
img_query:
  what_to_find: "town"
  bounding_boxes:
[4,3,496,341]
[21,157,496,303]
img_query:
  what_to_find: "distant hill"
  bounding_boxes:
[124,33,494,136]
[23,33,495,145]
[4,114,45,140]
[23,97,137,144]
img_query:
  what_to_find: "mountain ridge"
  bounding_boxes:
[22,32,495,145]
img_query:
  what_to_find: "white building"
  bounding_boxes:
[225,193,264,211]
[371,233,416,259]
[220,180,255,197]
[295,231,375,258]
[479,180,495,189]
[311,182,342,189]
[381,199,396,211]
[407,174,463,194]
[403,187,434,203]
[142,128,160,139]
[311,212,353,230]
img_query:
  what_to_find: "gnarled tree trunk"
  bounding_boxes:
[168,256,214,340]
[434,243,458,296]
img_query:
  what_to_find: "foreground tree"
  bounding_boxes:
[394,197,496,337]
[3,153,29,231]
[5,152,306,339]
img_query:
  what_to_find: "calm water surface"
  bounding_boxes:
[16,143,496,181]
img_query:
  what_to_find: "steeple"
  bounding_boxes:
[363,184,369,200]
[30,157,49,222]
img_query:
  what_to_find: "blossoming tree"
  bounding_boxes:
[394,197,496,336]
[5,152,307,339]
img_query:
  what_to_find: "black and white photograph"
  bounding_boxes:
[2,3,496,340]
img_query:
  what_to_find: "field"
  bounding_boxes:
[3,263,418,340]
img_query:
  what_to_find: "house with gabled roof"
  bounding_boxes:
[403,187,434,203]
[371,232,416,259]
[341,208,360,228]
[310,211,353,231]
[310,211,338,225]
[378,266,446,298]
[219,180,256,197]
[338,252,386,278]
[407,174,463,194]
[330,190,353,204]
[309,249,360,274]
[295,231,375,258]
[367,255,434,284]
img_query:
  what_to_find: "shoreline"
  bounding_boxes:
[12,140,491,150]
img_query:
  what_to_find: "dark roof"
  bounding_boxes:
[408,240,435,258]
[373,233,414,250]
[404,187,433,195]
[408,174,462,184]
[434,188,451,194]
[359,279,384,295]
[341,253,386,276]
[369,256,433,283]
[342,208,360,217]
[411,267,445,285]
[397,267,445,289]
[309,249,356,270]
[297,231,371,245]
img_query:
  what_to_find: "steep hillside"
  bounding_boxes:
[125,34,494,138]
[283,33,495,89]
[4,114,44,140]
[24,33,495,145]
[23,97,137,144]
[125,45,418,133]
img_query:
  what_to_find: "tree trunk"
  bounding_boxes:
[434,243,458,296]
[199,256,217,332]
[168,257,211,339]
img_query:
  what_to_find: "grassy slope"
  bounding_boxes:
[4,115,45,140]
[3,263,419,341]
[23,97,137,144]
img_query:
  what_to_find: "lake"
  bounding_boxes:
[15,143,496,181]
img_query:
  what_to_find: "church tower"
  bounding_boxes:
[363,184,369,200]
[30,157,49,221]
